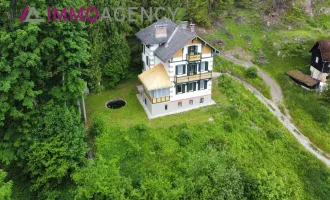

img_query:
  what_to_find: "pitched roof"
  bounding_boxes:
[318,40,330,62]
[138,64,172,91]
[136,18,220,63]
[154,28,197,62]
[135,18,177,45]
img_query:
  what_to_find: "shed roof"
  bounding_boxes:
[138,64,172,91]
[286,70,320,88]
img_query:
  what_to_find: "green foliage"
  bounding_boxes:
[246,67,258,79]
[102,33,131,89]
[184,150,244,199]
[321,79,330,104]
[255,170,292,200]
[214,57,271,99]
[281,7,307,27]
[0,0,89,165]
[90,113,106,137]
[73,156,133,200]
[18,103,87,199]
[86,0,132,92]
[0,170,12,200]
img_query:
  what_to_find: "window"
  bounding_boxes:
[176,84,185,94]
[316,57,319,63]
[200,80,207,90]
[176,65,185,75]
[153,88,170,98]
[143,45,145,53]
[200,62,208,72]
[188,82,194,91]
[200,98,204,103]
[189,100,193,105]
[165,105,168,110]
[200,80,204,89]
[146,56,149,66]
[144,98,147,105]
[178,102,182,107]
[188,64,197,75]
[188,45,198,55]
[177,84,182,93]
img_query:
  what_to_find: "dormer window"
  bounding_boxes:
[155,25,167,38]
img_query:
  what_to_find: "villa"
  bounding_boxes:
[135,18,220,119]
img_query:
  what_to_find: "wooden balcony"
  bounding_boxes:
[186,53,201,62]
[174,71,212,84]
[144,89,170,104]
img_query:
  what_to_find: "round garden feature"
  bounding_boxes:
[106,99,127,109]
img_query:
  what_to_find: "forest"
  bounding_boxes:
[1,0,330,199]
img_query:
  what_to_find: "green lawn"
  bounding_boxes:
[85,78,231,128]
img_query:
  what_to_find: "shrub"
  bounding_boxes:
[91,114,106,137]
[246,67,258,79]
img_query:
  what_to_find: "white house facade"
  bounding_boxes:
[135,19,220,118]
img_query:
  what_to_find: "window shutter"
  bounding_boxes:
[183,65,186,74]
[204,80,208,89]
[176,66,178,75]
[205,62,208,71]
[193,82,197,91]
[182,84,186,93]
[198,80,201,90]
[198,63,201,72]
[176,85,178,94]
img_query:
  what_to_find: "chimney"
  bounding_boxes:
[189,22,195,33]
[155,25,167,38]
[179,21,188,30]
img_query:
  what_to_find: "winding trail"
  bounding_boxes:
[213,53,330,168]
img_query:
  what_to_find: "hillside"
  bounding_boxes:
[1,0,330,199]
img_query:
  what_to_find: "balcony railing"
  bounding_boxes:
[144,89,170,104]
[174,71,212,84]
[186,53,201,62]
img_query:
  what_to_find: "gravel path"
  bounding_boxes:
[213,57,330,167]
[223,52,290,117]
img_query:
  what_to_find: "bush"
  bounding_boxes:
[246,67,258,79]
[91,114,106,137]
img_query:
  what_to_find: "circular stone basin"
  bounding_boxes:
[106,99,127,109]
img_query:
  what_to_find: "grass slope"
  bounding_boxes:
[84,76,330,199]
